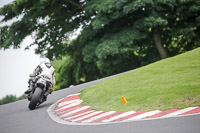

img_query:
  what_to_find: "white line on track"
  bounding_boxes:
[102,111,136,122]
[81,111,116,123]
[47,99,200,125]
[161,107,198,118]
[56,100,82,111]
[56,99,80,108]
[60,106,90,118]
[67,93,80,97]
[65,110,94,120]
[71,111,103,122]
[123,110,162,121]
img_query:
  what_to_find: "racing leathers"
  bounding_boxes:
[25,62,56,98]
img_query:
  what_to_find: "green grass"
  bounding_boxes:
[80,48,200,112]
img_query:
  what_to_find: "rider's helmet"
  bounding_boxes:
[40,58,50,64]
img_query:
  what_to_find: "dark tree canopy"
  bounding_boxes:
[1,0,200,88]
[68,0,200,76]
[0,0,87,59]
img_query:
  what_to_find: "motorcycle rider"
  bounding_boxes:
[25,58,56,101]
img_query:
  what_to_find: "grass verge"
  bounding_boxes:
[80,48,200,111]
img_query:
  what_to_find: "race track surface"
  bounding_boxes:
[0,75,200,133]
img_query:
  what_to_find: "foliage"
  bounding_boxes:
[0,95,17,105]
[1,0,200,89]
[17,94,26,100]
[52,52,102,88]
[0,94,26,105]
[0,0,86,59]
[52,55,77,90]
[65,0,200,86]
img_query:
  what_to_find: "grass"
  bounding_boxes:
[80,48,200,112]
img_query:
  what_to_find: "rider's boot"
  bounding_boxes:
[25,88,32,94]
[25,80,34,94]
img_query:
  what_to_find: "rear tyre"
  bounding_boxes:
[28,87,42,110]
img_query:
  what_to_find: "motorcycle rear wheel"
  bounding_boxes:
[28,87,42,110]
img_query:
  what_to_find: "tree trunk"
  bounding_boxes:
[153,29,167,59]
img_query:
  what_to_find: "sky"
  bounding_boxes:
[0,0,41,99]
[0,0,82,99]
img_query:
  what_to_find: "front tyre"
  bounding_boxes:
[28,87,43,110]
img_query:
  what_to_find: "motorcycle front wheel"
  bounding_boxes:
[28,87,43,110]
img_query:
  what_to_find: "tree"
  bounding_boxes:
[1,0,200,88]
[0,0,86,59]
[0,94,26,105]
[0,95,17,105]
[68,0,200,76]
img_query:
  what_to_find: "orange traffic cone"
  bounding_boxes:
[122,96,128,104]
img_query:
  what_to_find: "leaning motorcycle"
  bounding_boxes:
[26,76,52,110]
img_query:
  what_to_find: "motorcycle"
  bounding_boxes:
[26,76,52,110]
